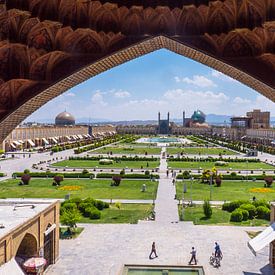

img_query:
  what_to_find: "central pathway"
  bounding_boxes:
[154,147,179,223]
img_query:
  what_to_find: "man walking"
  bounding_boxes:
[149,242,158,259]
[214,242,222,258]
[189,247,197,265]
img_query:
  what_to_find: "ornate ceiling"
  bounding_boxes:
[0,0,274,141]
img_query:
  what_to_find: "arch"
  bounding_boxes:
[0,35,274,142]
[0,1,274,142]
[16,232,38,259]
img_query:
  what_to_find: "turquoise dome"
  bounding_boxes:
[191,110,206,123]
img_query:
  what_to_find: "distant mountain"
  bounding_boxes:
[26,114,275,127]
[77,117,112,124]
[206,114,232,125]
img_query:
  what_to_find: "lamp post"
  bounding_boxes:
[210,173,213,201]
[190,177,194,204]
[246,160,248,181]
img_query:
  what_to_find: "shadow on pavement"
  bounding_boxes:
[243,263,274,275]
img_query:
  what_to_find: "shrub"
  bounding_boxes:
[89,209,101,219]
[82,169,89,175]
[222,200,249,212]
[79,202,93,214]
[68,197,82,207]
[215,176,222,187]
[239,209,249,221]
[145,170,150,176]
[61,202,77,215]
[21,173,31,185]
[23,169,30,174]
[182,170,191,179]
[103,202,110,208]
[264,176,273,187]
[94,200,105,210]
[83,206,97,218]
[60,208,81,229]
[112,176,121,186]
[115,201,121,209]
[230,172,237,177]
[240,204,257,219]
[230,209,243,222]
[252,200,270,209]
[256,206,270,220]
[203,200,212,218]
[120,169,125,175]
[53,174,64,186]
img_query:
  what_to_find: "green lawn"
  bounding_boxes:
[0,179,158,199]
[90,146,161,155]
[52,160,160,169]
[180,205,269,226]
[168,161,273,170]
[176,180,275,201]
[79,203,153,224]
[167,147,236,155]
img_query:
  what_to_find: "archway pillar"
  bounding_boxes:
[270,204,275,267]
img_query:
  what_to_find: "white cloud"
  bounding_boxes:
[91,90,107,106]
[232,97,251,104]
[174,76,181,83]
[175,75,217,88]
[211,70,236,82]
[65,92,75,97]
[114,90,131,98]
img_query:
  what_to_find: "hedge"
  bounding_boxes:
[69,156,159,161]
[13,172,95,178]
[176,174,275,180]
[169,156,260,163]
[74,135,127,154]
[0,172,6,177]
[96,173,159,179]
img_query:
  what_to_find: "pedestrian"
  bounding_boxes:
[214,242,221,258]
[189,247,197,265]
[166,170,169,177]
[172,179,175,185]
[149,242,158,259]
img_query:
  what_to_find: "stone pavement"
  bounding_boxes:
[154,147,179,223]
[46,222,272,275]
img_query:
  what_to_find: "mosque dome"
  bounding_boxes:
[191,110,206,124]
[55,111,75,126]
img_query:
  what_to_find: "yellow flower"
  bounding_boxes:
[58,185,83,191]
[249,188,274,193]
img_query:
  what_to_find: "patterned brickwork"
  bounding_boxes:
[0,0,274,142]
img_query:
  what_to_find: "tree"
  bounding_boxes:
[60,208,81,232]
[53,174,64,186]
[264,176,273,187]
[21,173,31,185]
[201,170,211,184]
[112,176,121,186]
[203,200,212,218]
[215,176,222,187]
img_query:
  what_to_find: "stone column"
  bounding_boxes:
[270,203,275,267]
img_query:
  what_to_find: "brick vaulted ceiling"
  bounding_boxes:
[0,0,275,141]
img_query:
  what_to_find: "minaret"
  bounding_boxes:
[183,111,185,126]
[158,112,160,123]
[167,112,170,123]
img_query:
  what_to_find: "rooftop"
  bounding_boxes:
[0,199,59,240]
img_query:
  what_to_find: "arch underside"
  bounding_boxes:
[0,0,274,141]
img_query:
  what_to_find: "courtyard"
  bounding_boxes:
[0,136,274,274]
[46,222,271,275]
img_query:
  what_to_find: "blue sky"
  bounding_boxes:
[27,49,274,122]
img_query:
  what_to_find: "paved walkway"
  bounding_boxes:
[46,223,272,275]
[154,147,179,223]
